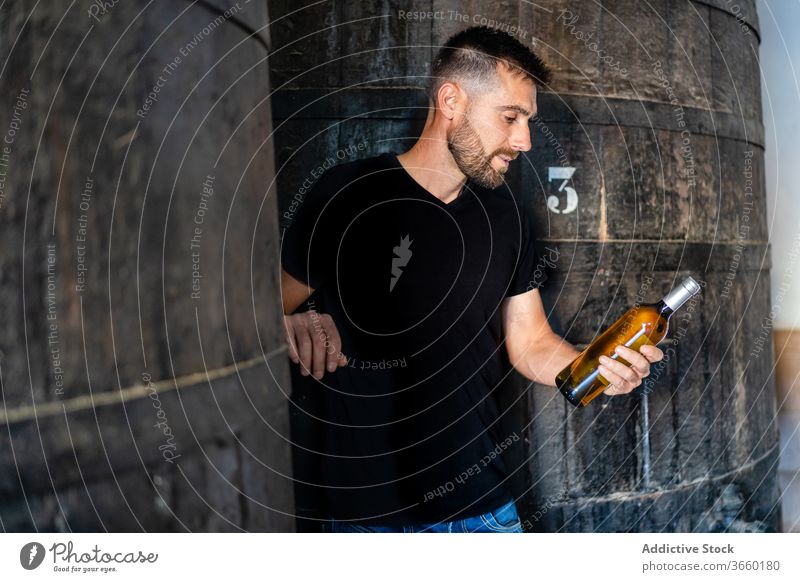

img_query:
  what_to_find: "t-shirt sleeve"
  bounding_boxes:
[505,209,548,297]
[280,171,340,290]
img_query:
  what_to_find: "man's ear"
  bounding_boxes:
[435,82,466,121]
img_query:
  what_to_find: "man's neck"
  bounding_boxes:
[396,128,468,205]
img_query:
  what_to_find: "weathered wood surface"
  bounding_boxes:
[0,0,294,531]
[267,0,778,531]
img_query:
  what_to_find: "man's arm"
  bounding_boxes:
[280,267,348,377]
[501,289,663,394]
[501,289,578,386]
[281,268,314,315]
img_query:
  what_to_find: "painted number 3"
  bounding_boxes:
[547,167,578,214]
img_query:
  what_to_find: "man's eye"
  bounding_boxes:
[504,116,516,124]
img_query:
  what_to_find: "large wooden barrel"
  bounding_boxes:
[0,1,294,531]
[269,0,779,531]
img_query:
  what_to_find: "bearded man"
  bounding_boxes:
[280,26,663,533]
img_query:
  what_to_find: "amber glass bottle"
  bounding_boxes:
[557,277,702,407]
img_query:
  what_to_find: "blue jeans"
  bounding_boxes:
[321,499,524,533]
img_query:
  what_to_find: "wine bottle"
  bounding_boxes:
[557,276,702,407]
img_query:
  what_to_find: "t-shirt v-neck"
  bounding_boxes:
[387,153,472,211]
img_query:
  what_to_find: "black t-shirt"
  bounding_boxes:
[281,152,547,526]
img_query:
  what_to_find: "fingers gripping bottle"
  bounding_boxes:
[557,277,702,407]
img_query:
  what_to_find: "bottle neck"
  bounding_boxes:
[655,299,674,319]
[661,277,701,315]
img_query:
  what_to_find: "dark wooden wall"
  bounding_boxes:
[0,0,295,531]
[268,0,780,532]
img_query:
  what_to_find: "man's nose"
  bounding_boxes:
[509,124,531,153]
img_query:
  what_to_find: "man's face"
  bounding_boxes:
[447,64,537,189]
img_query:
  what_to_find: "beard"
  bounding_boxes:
[447,113,517,189]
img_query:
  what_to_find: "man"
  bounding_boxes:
[280,26,663,533]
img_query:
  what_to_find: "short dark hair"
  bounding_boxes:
[428,26,551,103]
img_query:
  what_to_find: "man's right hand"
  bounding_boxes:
[283,311,348,379]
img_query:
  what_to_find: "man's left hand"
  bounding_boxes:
[599,344,664,396]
